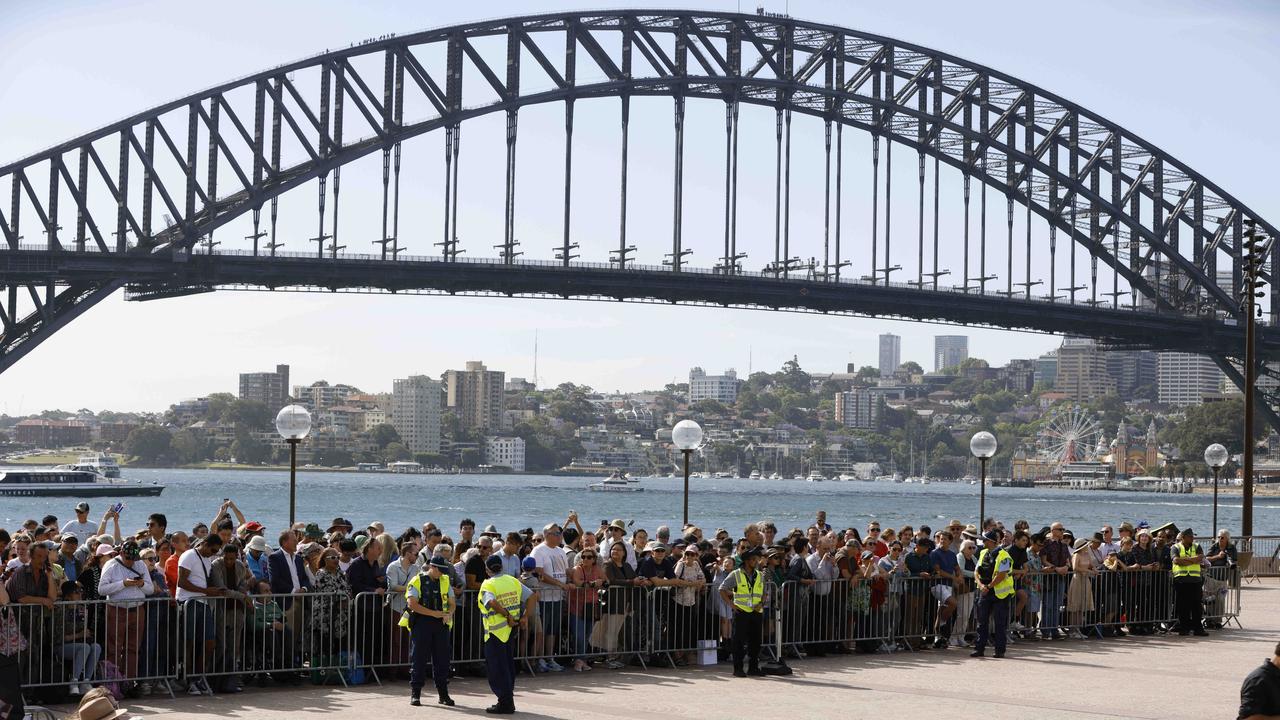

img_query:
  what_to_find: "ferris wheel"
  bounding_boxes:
[1039,406,1102,465]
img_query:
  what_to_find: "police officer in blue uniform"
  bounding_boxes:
[401,555,456,707]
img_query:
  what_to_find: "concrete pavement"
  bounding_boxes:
[78,584,1279,719]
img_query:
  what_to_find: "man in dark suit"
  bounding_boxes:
[267,529,310,665]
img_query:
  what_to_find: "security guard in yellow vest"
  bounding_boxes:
[478,553,536,715]
[399,555,455,707]
[971,529,1014,658]
[1172,528,1208,636]
[718,545,765,677]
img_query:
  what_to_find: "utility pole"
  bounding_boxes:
[1241,221,1269,536]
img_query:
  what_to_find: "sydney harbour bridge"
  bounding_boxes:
[1,10,1278,425]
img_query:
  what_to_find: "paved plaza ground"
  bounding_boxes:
[66,584,1279,719]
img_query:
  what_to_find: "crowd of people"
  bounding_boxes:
[0,499,1243,709]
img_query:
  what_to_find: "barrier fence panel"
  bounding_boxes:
[7,596,179,700]
[1232,537,1280,578]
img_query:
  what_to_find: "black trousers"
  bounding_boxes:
[731,611,762,672]
[1173,580,1203,632]
[974,591,1009,654]
[484,634,517,707]
[0,652,22,720]
[409,618,451,692]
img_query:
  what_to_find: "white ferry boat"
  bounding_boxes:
[0,469,164,497]
[54,453,122,478]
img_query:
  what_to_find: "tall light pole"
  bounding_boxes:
[1204,443,1229,535]
[1241,221,1268,537]
[672,420,704,528]
[275,404,312,527]
[970,431,997,525]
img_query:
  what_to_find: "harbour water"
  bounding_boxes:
[2,467,1276,538]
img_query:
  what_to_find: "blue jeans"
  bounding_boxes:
[569,614,595,660]
[58,642,101,682]
[1040,575,1066,636]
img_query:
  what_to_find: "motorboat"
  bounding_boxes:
[0,469,164,497]
[589,471,643,492]
[768,472,782,480]
[749,470,761,480]
[806,471,826,482]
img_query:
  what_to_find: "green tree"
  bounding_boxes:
[382,442,412,462]
[125,425,172,465]
[368,423,401,449]
[855,366,879,383]
[230,432,269,465]
[898,361,923,375]
[460,448,482,468]
[413,452,449,468]
[1162,398,1261,473]
[314,448,354,467]
[690,399,729,417]
[222,399,272,432]
[169,429,204,464]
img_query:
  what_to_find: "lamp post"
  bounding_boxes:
[970,431,998,525]
[671,420,704,528]
[275,404,312,527]
[1204,443,1229,535]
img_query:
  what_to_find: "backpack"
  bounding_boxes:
[98,660,124,701]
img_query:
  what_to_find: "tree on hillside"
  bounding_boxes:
[898,361,923,375]
[368,423,401,449]
[125,425,172,465]
[1162,398,1263,473]
[855,366,880,383]
[169,429,205,464]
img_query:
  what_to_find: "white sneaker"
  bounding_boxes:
[188,681,204,696]
[546,660,566,672]
[536,660,550,673]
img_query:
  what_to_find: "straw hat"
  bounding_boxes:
[70,687,136,720]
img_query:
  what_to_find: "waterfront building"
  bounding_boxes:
[443,361,505,431]
[1055,338,1116,401]
[832,387,903,429]
[170,397,210,425]
[933,335,968,372]
[1157,352,1224,406]
[14,418,92,447]
[688,367,742,404]
[878,333,901,377]
[238,364,289,411]
[391,375,443,453]
[486,436,526,472]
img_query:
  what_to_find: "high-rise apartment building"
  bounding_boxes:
[1105,350,1157,398]
[1036,351,1058,388]
[1157,353,1224,407]
[933,336,969,372]
[688,367,742,404]
[239,364,289,411]
[443,361,505,431]
[391,375,442,454]
[1055,338,1116,401]
[291,381,360,412]
[833,387,905,429]
[878,334,901,377]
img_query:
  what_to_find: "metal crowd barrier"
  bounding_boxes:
[12,564,1245,699]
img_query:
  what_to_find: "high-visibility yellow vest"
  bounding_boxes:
[477,574,524,642]
[1172,544,1201,580]
[399,572,452,630]
[978,548,1015,599]
[733,570,764,613]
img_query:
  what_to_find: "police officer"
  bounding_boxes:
[1171,527,1208,636]
[479,554,536,715]
[400,555,455,707]
[971,529,1013,658]
[718,545,765,677]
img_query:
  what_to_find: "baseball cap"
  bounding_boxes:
[74,502,90,513]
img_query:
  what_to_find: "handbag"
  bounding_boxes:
[0,610,23,657]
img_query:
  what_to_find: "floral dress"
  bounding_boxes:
[312,569,351,641]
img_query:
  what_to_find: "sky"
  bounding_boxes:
[0,0,1277,413]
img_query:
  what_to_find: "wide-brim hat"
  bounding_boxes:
[608,519,626,531]
[327,517,353,533]
[1118,521,1135,532]
[303,523,324,539]
[481,524,501,538]
[1151,522,1178,536]
[70,689,135,720]
[247,536,271,553]
[981,530,1000,543]
[1071,538,1091,553]
[429,556,452,570]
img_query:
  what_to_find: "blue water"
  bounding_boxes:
[2,468,1273,540]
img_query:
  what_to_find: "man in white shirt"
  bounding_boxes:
[529,524,570,672]
[98,540,154,684]
[176,535,225,695]
[60,503,99,544]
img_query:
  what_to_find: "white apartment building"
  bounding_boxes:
[391,375,442,453]
[689,367,742,404]
[486,436,526,472]
[1157,353,1224,407]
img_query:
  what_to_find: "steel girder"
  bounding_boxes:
[0,9,1276,418]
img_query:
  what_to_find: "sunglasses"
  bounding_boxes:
[581,554,597,559]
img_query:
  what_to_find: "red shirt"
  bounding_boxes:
[870,540,889,558]
[164,555,179,598]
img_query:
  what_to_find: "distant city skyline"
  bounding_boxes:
[0,0,1275,413]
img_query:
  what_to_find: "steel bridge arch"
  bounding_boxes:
[1,9,1277,417]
